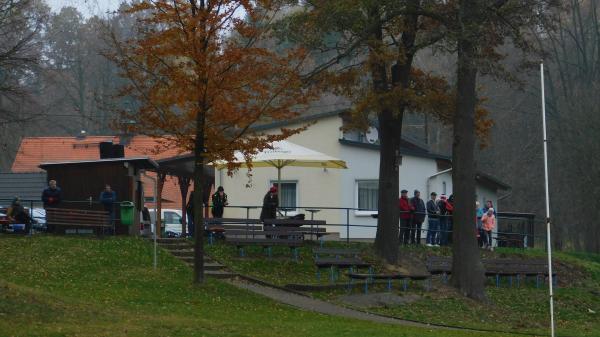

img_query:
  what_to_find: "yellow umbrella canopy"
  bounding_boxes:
[215,140,347,191]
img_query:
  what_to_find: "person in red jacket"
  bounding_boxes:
[398,189,414,245]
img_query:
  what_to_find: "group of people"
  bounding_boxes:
[398,189,497,249]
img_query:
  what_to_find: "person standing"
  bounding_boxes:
[42,180,61,208]
[211,186,228,218]
[481,207,496,250]
[260,186,278,222]
[99,184,117,232]
[426,192,440,247]
[42,180,62,233]
[186,193,195,237]
[476,201,484,247]
[410,190,426,245]
[398,189,414,245]
[437,194,453,246]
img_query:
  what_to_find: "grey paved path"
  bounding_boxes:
[226,278,443,329]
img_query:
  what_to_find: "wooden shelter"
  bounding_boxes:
[39,157,158,235]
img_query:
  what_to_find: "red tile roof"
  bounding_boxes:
[11,136,191,208]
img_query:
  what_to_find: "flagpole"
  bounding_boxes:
[540,61,555,337]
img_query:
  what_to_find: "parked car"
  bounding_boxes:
[147,209,183,237]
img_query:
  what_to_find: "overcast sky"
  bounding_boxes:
[46,0,121,18]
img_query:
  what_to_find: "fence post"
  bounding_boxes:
[346,208,350,244]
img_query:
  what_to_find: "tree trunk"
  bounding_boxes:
[374,107,402,263]
[450,0,486,301]
[373,2,418,264]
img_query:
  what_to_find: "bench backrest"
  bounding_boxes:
[46,208,109,226]
[265,226,327,234]
[426,256,452,272]
[209,224,263,231]
[483,258,548,273]
[205,218,262,225]
[263,219,326,227]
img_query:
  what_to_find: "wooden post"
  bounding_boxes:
[156,172,166,238]
[178,176,191,236]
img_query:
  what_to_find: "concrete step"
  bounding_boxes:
[178,255,212,263]
[167,249,195,256]
[181,261,224,271]
[154,238,188,244]
[205,270,237,279]
[157,243,194,250]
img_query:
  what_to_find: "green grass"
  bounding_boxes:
[207,241,600,337]
[0,235,523,337]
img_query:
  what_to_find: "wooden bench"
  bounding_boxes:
[204,219,263,244]
[264,219,327,244]
[225,228,304,260]
[484,258,556,288]
[46,208,110,235]
[426,256,452,283]
[347,272,431,294]
[426,256,556,288]
[312,248,372,282]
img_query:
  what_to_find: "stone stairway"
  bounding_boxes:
[154,238,236,279]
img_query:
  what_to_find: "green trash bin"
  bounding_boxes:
[120,201,135,226]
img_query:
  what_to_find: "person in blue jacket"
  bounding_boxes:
[100,184,117,229]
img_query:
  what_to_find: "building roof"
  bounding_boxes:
[11,136,190,208]
[39,157,158,170]
[338,139,452,161]
[0,172,47,203]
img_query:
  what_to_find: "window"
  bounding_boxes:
[270,181,297,211]
[356,180,378,216]
[164,211,181,225]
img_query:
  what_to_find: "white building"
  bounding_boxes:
[215,110,510,239]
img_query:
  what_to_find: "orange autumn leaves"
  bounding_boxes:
[111,0,317,170]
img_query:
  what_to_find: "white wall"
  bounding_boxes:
[215,116,345,231]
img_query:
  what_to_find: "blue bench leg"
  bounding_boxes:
[239,247,245,257]
[387,278,392,292]
[368,266,374,283]
[364,279,368,294]
[293,248,298,262]
[403,278,408,292]
[536,275,540,288]
[442,273,447,284]
[496,274,500,288]
[517,274,521,287]
[553,276,557,288]
[316,269,320,281]
[427,278,432,291]
[330,266,335,283]
[509,276,513,287]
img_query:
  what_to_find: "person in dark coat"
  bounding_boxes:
[211,186,228,218]
[42,180,61,233]
[186,193,195,237]
[410,190,426,245]
[7,197,32,234]
[426,192,440,246]
[42,180,61,208]
[99,184,117,227]
[260,186,278,222]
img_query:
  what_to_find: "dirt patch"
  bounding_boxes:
[338,292,421,309]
